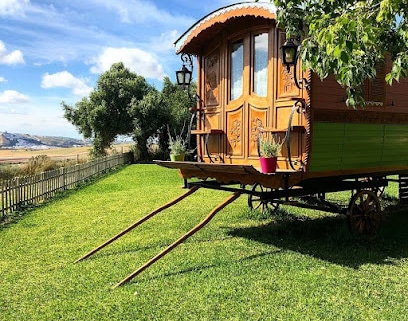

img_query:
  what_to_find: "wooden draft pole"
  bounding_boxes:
[74,185,200,263]
[113,191,242,288]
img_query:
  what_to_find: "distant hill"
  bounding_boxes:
[0,132,89,149]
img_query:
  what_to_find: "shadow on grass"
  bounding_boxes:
[228,203,408,269]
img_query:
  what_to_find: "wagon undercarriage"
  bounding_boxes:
[189,175,387,237]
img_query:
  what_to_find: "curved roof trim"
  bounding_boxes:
[174,2,277,54]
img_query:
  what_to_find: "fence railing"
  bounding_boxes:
[1,152,133,218]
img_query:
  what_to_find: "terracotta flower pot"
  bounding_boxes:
[170,153,185,161]
[259,156,277,173]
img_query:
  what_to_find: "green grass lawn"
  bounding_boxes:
[1,165,408,320]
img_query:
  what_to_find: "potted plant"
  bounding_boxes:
[168,125,187,161]
[259,136,282,173]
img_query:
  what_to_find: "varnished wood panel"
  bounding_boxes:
[248,104,269,157]
[204,50,220,107]
[276,31,299,99]
[226,105,244,157]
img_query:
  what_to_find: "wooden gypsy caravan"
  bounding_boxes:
[162,1,408,181]
[76,2,408,286]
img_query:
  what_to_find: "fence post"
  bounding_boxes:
[59,167,64,192]
[76,164,80,186]
[39,172,45,202]
[1,180,4,218]
[15,177,21,210]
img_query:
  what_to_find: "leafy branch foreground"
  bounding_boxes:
[1,165,408,320]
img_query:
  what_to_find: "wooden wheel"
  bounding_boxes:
[348,190,382,237]
[248,183,279,214]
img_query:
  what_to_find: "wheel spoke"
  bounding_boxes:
[248,183,279,214]
[254,202,262,210]
[348,190,381,237]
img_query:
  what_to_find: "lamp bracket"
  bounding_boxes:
[180,53,193,70]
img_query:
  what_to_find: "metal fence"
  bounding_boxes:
[1,152,133,218]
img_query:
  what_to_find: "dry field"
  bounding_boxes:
[0,144,132,164]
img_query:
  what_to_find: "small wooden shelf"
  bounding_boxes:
[190,129,224,163]
[191,129,224,135]
[260,125,306,134]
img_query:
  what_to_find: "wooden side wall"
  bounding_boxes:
[308,57,408,176]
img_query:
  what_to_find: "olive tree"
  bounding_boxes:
[62,63,192,160]
[62,62,153,157]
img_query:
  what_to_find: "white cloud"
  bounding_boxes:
[0,0,29,17]
[41,71,92,97]
[0,41,25,65]
[151,30,180,53]
[90,47,166,80]
[88,0,193,26]
[0,90,29,104]
[0,76,6,82]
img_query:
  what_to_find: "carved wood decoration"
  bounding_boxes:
[204,51,220,106]
[226,106,244,157]
[277,31,298,99]
[248,104,269,157]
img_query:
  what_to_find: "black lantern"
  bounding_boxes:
[176,53,193,87]
[281,39,298,69]
[280,38,309,90]
[175,53,199,102]
[176,65,192,87]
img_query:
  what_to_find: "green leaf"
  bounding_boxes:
[340,51,350,63]
[333,45,342,58]
[346,40,353,52]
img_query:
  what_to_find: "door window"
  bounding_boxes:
[253,33,269,97]
[230,40,244,100]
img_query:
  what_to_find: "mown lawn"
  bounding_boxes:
[1,164,408,320]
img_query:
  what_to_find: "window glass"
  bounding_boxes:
[231,40,244,100]
[253,33,268,97]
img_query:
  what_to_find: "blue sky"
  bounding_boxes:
[0,0,246,138]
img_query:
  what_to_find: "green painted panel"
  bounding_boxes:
[309,122,408,172]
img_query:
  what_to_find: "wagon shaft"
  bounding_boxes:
[74,185,200,264]
[113,191,241,288]
[76,186,242,287]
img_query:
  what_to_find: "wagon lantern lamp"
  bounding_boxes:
[176,64,192,88]
[175,53,199,103]
[281,39,298,67]
[280,39,310,90]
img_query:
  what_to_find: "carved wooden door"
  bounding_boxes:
[225,30,273,163]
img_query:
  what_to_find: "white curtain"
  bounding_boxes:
[253,33,268,97]
[231,40,243,100]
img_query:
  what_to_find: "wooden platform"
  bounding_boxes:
[154,161,304,189]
